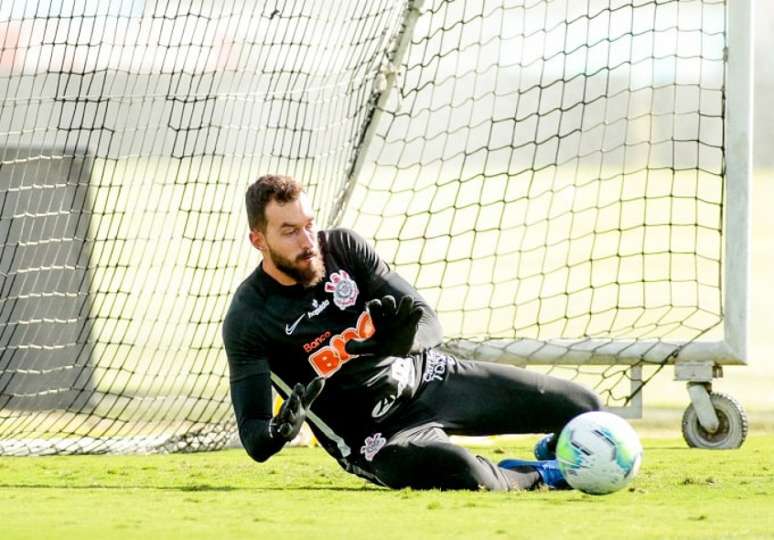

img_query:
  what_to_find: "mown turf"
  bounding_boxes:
[2,435,774,540]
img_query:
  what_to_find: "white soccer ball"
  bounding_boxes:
[556,411,643,495]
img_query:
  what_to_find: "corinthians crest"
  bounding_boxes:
[324,269,359,310]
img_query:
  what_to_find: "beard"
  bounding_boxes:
[268,244,326,288]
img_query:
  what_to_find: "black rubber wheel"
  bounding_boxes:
[681,392,748,449]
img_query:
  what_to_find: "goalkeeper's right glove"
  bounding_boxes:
[270,377,325,442]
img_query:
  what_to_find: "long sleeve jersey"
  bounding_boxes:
[222,228,443,466]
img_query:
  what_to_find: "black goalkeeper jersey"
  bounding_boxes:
[222,228,443,466]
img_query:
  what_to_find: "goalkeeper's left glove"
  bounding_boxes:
[344,294,423,358]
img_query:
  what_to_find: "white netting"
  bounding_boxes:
[0,0,729,454]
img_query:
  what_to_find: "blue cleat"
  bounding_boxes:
[533,433,556,460]
[498,458,570,490]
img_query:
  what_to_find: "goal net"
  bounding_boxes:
[0,0,749,455]
[343,0,750,415]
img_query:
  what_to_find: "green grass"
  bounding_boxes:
[2,435,774,540]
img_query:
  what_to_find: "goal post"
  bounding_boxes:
[722,0,752,367]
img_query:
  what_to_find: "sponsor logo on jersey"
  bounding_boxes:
[308,298,329,318]
[391,357,415,393]
[308,310,374,377]
[303,330,332,353]
[371,357,416,418]
[422,350,452,382]
[360,432,386,462]
[324,269,359,310]
[285,299,330,336]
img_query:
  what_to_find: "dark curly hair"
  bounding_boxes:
[245,175,303,232]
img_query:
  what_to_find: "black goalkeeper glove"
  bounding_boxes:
[344,295,423,358]
[270,377,325,441]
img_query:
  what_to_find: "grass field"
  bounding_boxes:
[3,433,774,540]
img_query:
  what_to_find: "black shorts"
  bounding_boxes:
[344,351,601,490]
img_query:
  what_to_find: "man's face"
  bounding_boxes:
[251,193,325,287]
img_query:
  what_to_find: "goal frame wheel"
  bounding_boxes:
[681,391,748,449]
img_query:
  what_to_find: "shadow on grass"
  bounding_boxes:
[0,483,384,492]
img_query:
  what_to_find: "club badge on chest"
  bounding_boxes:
[324,269,359,310]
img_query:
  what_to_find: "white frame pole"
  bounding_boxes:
[722,0,753,364]
[330,0,425,226]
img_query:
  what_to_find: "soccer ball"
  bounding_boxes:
[556,411,643,495]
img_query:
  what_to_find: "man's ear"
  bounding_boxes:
[249,229,266,252]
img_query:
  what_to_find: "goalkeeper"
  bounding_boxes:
[223,175,602,491]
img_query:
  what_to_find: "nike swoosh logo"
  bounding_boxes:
[285,314,306,335]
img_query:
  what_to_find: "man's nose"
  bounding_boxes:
[299,228,315,249]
